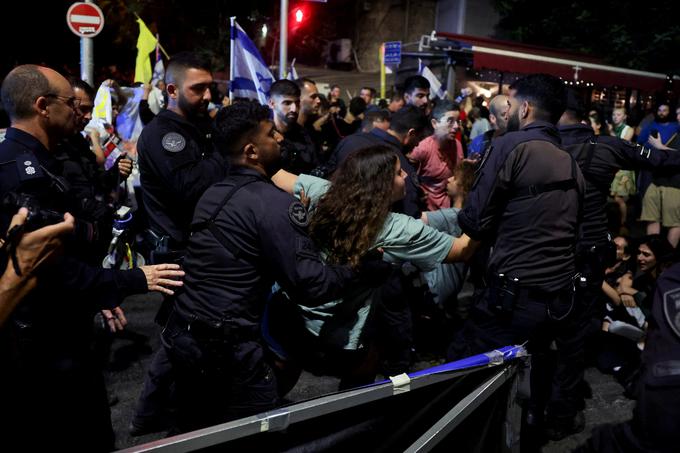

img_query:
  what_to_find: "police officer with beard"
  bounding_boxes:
[452,74,586,448]
[0,64,183,452]
[551,105,680,440]
[267,79,317,175]
[132,52,228,435]
[54,78,132,263]
[162,101,376,432]
[137,52,228,263]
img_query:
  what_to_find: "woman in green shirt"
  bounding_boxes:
[270,146,476,384]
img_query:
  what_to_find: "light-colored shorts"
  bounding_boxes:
[640,183,680,226]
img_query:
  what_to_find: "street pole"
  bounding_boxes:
[279,0,288,79]
[81,0,95,84]
[380,44,386,99]
[230,17,235,102]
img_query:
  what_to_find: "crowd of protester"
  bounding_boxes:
[2,54,680,452]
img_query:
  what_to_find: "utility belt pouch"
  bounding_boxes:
[490,273,520,314]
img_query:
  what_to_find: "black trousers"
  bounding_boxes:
[161,312,279,433]
[449,285,585,420]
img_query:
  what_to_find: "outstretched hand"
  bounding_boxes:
[139,263,185,295]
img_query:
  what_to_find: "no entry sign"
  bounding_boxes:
[66,2,105,38]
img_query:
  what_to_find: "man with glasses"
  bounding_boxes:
[0,64,184,450]
[53,78,133,262]
[408,100,464,210]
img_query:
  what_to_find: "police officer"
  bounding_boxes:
[268,79,318,175]
[538,105,680,440]
[137,51,228,263]
[54,78,132,262]
[452,74,586,447]
[330,105,429,218]
[161,100,376,433]
[132,51,227,435]
[579,259,680,453]
[0,65,183,451]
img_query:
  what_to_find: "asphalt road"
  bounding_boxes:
[105,292,634,452]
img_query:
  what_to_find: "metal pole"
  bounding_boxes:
[229,17,235,102]
[279,0,288,79]
[380,44,386,99]
[80,0,95,84]
[457,0,467,34]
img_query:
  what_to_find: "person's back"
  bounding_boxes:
[481,124,583,289]
[162,101,359,433]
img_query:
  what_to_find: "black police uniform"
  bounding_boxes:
[330,128,424,218]
[279,121,319,175]
[133,108,228,433]
[560,123,680,254]
[0,127,148,451]
[137,109,228,256]
[54,133,123,262]
[580,262,680,453]
[454,121,586,425]
[162,166,357,432]
[554,123,680,433]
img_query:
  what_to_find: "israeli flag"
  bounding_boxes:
[420,62,447,99]
[286,58,299,81]
[151,57,165,87]
[230,20,275,104]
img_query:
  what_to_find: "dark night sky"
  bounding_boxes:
[1,1,349,81]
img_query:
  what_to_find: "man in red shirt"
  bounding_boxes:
[408,100,463,210]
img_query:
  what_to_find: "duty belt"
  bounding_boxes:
[168,309,256,342]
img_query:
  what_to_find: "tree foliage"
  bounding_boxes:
[492,0,680,74]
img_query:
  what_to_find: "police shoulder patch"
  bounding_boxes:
[288,201,309,227]
[161,132,186,153]
[663,287,680,339]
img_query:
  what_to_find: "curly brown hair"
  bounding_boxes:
[309,146,398,267]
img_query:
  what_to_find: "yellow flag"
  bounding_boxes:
[134,18,158,83]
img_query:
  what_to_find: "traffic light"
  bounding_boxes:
[294,8,304,24]
[290,6,307,33]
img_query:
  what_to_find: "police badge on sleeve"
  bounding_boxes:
[162,132,186,153]
[288,201,309,227]
[664,287,680,339]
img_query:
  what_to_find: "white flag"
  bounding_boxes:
[286,58,299,81]
[92,82,113,124]
[420,65,446,99]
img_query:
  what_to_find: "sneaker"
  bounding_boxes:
[545,411,585,441]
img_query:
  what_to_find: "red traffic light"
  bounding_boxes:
[294,8,304,23]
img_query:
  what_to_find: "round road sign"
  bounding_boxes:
[66,2,105,38]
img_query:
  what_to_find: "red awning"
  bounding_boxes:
[437,33,672,92]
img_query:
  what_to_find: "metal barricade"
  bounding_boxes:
[119,345,528,453]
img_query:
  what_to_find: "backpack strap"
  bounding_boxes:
[190,175,260,260]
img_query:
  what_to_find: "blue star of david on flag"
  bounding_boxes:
[230,20,275,105]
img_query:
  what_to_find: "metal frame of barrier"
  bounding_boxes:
[118,345,528,453]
